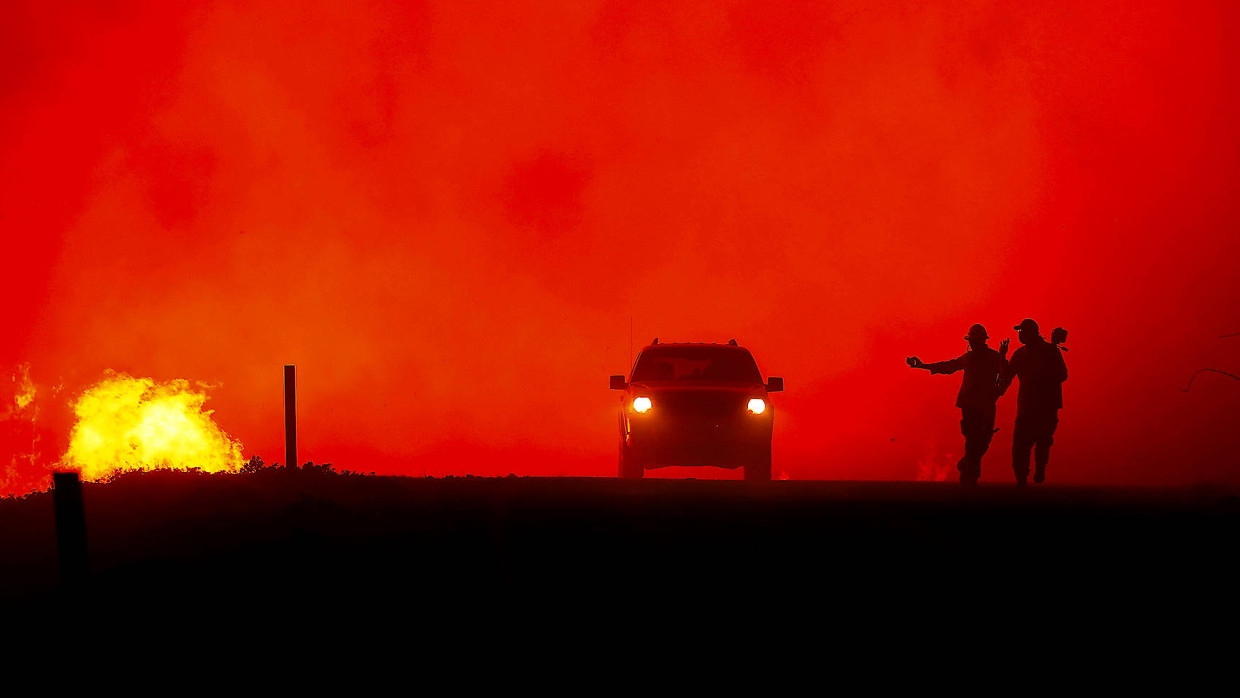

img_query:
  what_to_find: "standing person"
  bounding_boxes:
[998,318,1068,486]
[907,324,1009,485]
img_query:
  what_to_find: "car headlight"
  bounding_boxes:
[746,398,767,415]
[632,397,653,413]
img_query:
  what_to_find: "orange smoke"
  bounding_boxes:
[61,372,245,481]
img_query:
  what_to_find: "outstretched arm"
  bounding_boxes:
[914,354,965,375]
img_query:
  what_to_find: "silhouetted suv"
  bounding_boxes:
[609,339,784,480]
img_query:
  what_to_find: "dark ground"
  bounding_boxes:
[3,468,1239,662]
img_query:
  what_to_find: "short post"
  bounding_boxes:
[52,471,89,589]
[284,364,297,469]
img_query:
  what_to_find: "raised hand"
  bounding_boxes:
[906,356,925,369]
[999,338,1010,358]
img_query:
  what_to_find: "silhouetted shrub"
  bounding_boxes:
[240,455,267,474]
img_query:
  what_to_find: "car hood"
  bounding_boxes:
[628,382,766,397]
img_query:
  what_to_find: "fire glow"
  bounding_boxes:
[914,447,955,483]
[12,364,36,412]
[1,363,43,495]
[61,372,245,481]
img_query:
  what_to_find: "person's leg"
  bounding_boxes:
[978,405,996,477]
[1011,415,1034,485]
[965,405,997,484]
[957,411,975,484]
[1033,411,1058,483]
[959,408,991,485]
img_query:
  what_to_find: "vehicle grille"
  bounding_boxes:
[655,391,746,420]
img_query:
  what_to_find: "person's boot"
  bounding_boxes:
[1033,465,1045,484]
[958,459,977,486]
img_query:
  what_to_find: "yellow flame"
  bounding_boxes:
[14,364,36,411]
[62,372,245,481]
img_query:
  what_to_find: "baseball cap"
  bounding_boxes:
[1014,318,1039,332]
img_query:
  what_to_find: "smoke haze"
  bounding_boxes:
[3,1,1238,494]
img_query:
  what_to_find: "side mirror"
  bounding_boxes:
[610,375,628,390]
[766,377,784,392]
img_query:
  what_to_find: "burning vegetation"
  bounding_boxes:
[1,364,43,495]
[60,371,246,482]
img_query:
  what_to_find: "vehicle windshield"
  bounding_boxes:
[631,346,763,383]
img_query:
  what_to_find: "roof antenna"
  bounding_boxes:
[652,337,659,344]
[728,338,738,346]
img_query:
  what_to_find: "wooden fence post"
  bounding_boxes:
[285,364,297,469]
[52,471,89,588]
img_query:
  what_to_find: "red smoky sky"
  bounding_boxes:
[3,0,1239,495]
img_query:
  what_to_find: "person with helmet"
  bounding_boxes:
[907,324,1009,485]
[997,318,1068,486]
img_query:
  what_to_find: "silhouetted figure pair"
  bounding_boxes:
[907,324,1008,485]
[909,318,1068,486]
[998,318,1068,486]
